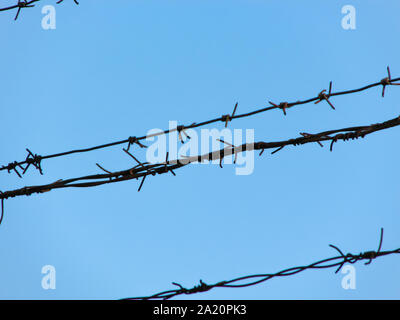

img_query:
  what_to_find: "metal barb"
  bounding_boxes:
[123,148,148,168]
[96,163,112,175]
[269,101,289,116]
[381,66,400,97]
[177,126,191,143]
[126,136,147,151]
[217,139,237,164]
[138,175,146,192]
[1,75,400,175]
[221,102,239,127]
[271,146,284,154]
[23,149,43,175]
[15,0,35,20]
[1,114,400,208]
[300,132,324,147]
[124,229,399,300]
[315,81,335,110]
[57,0,79,5]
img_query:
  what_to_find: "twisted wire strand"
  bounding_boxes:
[4,4,399,301]
[1,68,399,177]
[123,229,400,300]
[0,113,399,211]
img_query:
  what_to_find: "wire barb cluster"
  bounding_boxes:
[123,229,400,300]
[0,0,78,20]
[0,68,399,230]
[381,66,400,97]
[315,81,335,110]
[1,149,43,177]
[1,113,400,226]
[1,68,399,178]
[3,3,399,300]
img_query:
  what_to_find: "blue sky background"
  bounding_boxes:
[0,0,399,299]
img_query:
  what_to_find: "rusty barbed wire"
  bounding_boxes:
[0,0,38,20]
[4,3,399,301]
[1,68,399,177]
[1,113,400,225]
[122,229,400,300]
[0,0,78,20]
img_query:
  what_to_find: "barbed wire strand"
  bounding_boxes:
[122,229,400,300]
[0,0,78,20]
[1,67,399,177]
[4,4,399,301]
[1,113,400,225]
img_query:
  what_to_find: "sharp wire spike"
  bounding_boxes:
[138,176,146,192]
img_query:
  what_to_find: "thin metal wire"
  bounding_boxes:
[0,0,77,20]
[123,229,399,300]
[1,68,399,176]
[3,5,399,300]
[1,113,399,205]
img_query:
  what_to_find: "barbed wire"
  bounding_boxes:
[4,2,399,301]
[1,67,399,178]
[0,0,78,20]
[122,228,400,300]
[0,0,38,20]
[1,113,400,225]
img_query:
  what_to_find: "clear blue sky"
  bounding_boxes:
[0,0,399,299]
